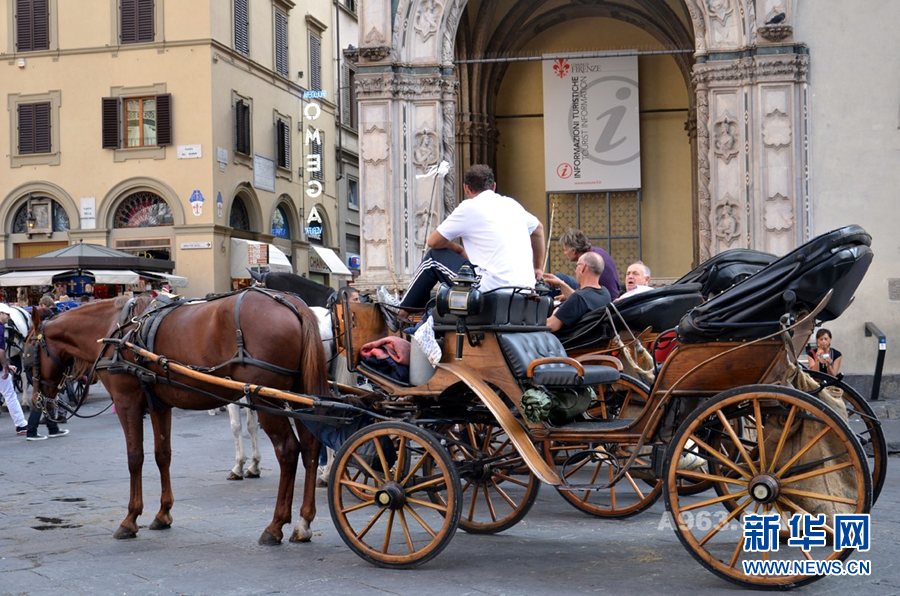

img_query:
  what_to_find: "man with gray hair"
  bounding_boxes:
[544,251,611,334]
[618,260,653,300]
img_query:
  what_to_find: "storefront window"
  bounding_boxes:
[230,197,251,231]
[271,205,291,239]
[114,192,174,228]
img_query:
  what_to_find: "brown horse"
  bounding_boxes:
[26,289,328,545]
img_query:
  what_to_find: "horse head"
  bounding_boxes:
[23,306,74,412]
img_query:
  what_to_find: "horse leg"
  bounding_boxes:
[316,448,333,487]
[148,405,175,530]
[289,421,321,543]
[227,402,245,480]
[244,405,261,479]
[256,413,299,545]
[113,397,145,540]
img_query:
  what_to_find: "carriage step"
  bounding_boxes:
[551,418,635,432]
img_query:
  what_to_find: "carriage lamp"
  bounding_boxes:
[436,264,483,359]
[26,209,36,230]
[436,264,483,318]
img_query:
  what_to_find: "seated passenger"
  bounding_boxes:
[554,228,621,300]
[617,260,653,301]
[543,252,611,334]
[397,164,545,314]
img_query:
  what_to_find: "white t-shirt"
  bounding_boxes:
[617,284,653,301]
[436,189,540,291]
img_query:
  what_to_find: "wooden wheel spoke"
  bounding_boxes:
[490,478,518,509]
[753,399,766,473]
[374,438,391,481]
[687,433,752,480]
[779,487,858,506]
[350,450,384,483]
[679,489,749,512]
[406,496,450,513]
[466,484,480,520]
[339,478,380,494]
[397,507,415,554]
[780,461,854,486]
[563,455,592,478]
[381,509,395,552]
[623,471,646,498]
[400,450,429,486]
[482,482,499,522]
[394,436,407,482]
[699,497,752,547]
[675,468,747,486]
[355,506,387,541]
[768,404,798,474]
[773,426,831,478]
[776,496,836,536]
[716,410,758,475]
[404,504,437,538]
[493,471,529,487]
[405,475,447,494]
[341,499,377,514]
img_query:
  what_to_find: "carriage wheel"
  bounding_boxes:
[804,369,887,504]
[543,439,662,519]
[328,422,461,568]
[426,422,540,534]
[664,385,871,589]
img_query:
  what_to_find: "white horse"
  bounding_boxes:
[217,305,337,483]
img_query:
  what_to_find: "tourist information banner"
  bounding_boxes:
[542,54,641,191]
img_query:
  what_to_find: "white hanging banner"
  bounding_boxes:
[542,54,641,191]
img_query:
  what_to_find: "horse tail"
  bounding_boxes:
[295,304,329,398]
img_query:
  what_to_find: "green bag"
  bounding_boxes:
[520,386,595,425]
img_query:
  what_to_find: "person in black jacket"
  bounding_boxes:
[808,328,842,376]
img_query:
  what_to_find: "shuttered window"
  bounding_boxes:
[17,102,51,154]
[341,64,357,128]
[15,0,49,52]
[235,100,251,155]
[274,8,288,77]
[309,32,322,91]
[234,0,249,55]
[101,94,171,149]
[276,118,290,169]
[120,0,154,44]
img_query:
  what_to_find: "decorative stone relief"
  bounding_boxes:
[707,0,733,24]
[361,27,391,62]
[764,193,793,231]
[362,125,390,165]
[694,84,713,262]
[714,195,741,244]
[763,109,791,148]
[713,113,739,163]
[441,0,464,66]
[413,126,439,171]
[415,0,442,42]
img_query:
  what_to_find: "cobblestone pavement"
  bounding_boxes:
[1,393,898,596]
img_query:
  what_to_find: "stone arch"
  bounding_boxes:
[228,182,264,233]
[270,194,298,240]
[2,181,78,233]
[99,177,185,228]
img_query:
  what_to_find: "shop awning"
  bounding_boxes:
[311,245,352,276]
[0,270,68,286]
[230,239,294,278]
[140,271,189,288]
[80,270,141,284]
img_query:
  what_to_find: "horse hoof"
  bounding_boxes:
[149,518,171,531]
[258,531,282,546]
[113,526,137,540]
[290,520,313,543]
[244,471,260,479]
[227,472,244,481]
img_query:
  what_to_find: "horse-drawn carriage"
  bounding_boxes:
[24,225,880,590]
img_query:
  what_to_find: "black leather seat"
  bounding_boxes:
[498,332,620,386]
[557,284,703,351]
[677,225,873,343]
[433,287,551,328]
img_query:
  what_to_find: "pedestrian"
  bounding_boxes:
[396,164,545,316]
[0,303,28,436]
[24,298,70,440]
[808,328,843,376]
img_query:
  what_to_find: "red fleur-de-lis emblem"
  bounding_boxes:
[553,58,570,79]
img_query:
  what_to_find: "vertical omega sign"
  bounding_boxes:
[303,90,327,198]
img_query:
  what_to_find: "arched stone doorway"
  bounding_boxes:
[356,0,809,290]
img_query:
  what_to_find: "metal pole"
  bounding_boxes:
[864,322,887,401]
